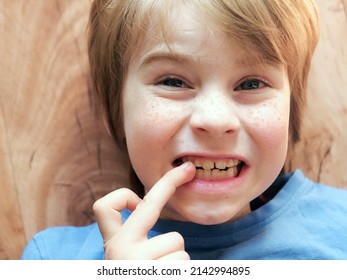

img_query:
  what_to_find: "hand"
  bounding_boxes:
[93,162,196,260]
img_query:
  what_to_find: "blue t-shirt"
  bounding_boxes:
[21,170,347,260]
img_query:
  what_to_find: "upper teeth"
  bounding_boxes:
[183,157,240,170]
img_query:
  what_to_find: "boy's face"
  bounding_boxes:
[122,5,290,225]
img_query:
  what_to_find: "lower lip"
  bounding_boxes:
[182,165,248,195]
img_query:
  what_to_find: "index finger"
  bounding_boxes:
[93,188,142,243]
[124,161,196,240]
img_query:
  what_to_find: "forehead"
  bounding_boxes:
[132,3,211,58]
[127,2,277,70]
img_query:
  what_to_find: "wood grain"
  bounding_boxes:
[285,0,347,188]
[0,0,130,259]
[0,0,346,260]
[0,91,25,259]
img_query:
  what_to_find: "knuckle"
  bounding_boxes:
[105,244,141,260]
[114,187,135,199]
[118,187,135,195]
[92,199,104,213]
[93,188,134,213]
[169,231,185,247]
[179,251,191,260]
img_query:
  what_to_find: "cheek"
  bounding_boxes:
[123,96,185,187]
[243,99,290,193]
[246,100,290,157]
[124,98,181,145]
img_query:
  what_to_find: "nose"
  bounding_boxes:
[189,89,241,137]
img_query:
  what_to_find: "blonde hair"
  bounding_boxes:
[88,0,319,147]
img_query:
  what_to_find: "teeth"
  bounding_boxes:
[185,157,241,170]
[227,159,239,167]
[178,157,242,179]
[194,158,203,168]
[196,169,205,178]
[195,166,238,179]
[215,160,226,170]
[227,167,238,177]
[211,169,221,178]
[202,169,211,179]
[202,160,214,170]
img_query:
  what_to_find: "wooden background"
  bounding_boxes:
[0,0,346,260]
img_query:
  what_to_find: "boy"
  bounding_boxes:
[22,0,347,259]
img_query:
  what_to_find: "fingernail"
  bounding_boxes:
[181,161,194,170]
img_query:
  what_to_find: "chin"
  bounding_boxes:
[179,209,241,225]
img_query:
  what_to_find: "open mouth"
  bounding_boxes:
[173,156,244,180]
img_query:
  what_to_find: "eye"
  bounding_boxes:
[236,78,266,91]
[158,77,187,88]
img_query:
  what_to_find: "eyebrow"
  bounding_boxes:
[138,51,196,70]
[137,49,281,73]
